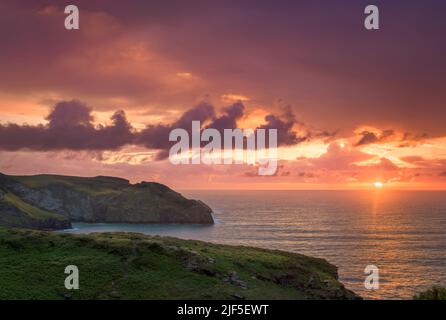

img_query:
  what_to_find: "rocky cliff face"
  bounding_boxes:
[0,173,214,230]
[0,186,71,230]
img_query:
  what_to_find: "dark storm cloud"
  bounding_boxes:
[206,102,245,132]
[137,101,306,160]
[46,100,94,127]
[0,100,134,151]
[135,101,216,150]
[0,100,307,158]
[256,107,308,146]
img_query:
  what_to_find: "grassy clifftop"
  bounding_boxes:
[0,227,360,300]
[12,174,130,196]
[0,173,214,229]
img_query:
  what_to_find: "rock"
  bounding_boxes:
[184,250,218,277]
[224,271,248,290]
[0,186,71,230]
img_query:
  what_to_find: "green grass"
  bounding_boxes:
[3,192,65,221]
[413,287,446,300]
[0,227,359,300]
[12,174,128,197]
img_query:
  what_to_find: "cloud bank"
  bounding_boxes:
[0,100,307,159]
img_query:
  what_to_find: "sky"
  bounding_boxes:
[0,0,446,190]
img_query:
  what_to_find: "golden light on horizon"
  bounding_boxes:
[374,181,384,188]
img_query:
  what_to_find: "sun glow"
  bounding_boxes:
[373,181,384,188]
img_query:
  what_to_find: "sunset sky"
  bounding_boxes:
[1,0,446,190]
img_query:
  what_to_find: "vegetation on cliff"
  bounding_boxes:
[0,188,71,230]
[413,286,446,300]
[0,227,359,300]
[0,173,213,230]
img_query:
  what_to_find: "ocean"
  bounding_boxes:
[65,190,446,299]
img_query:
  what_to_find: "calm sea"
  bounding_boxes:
[65,190,446,299]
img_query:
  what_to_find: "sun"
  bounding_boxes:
[373,182,384,188]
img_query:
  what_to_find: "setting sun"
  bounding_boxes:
[374,182,384,188]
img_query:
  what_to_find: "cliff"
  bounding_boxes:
[0,173,213,230]
[0,227,360,300]
[0,188,71,230]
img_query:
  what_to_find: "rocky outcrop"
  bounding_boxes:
[0,173,214,230]
[0,186,71,230]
